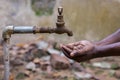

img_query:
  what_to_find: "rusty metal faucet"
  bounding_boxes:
[2,7,73,42]
[55,7,73,36]
[36,7,73,36]
[2,7,73,80]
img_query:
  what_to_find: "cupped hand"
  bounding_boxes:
[60,40,97,62]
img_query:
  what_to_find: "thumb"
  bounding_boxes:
[70,50,77,57]
[70,50,87,57]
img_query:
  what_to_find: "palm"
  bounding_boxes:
[61,40,96,62]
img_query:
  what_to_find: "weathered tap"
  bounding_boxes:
[2,7,73,42]
[35,7,73,36]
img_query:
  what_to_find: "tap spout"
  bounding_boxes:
[38,27,73,36]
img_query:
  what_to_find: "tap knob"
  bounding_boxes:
[56,7,64,28]
[58,7,63,15]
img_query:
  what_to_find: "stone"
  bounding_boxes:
[9,74,14,80]
[74,72,92,79]
[16,72,26,79]
[92,62,111,69]
[24,70,31,77]
[24,51,34,62]
[33,58,40,64]
[114,71,120,78]
[23,44,30,49]
[37,40,49,49]
[18,49,27,54]
[33,58,40,68]
[40,56,50,61]
[111,63,119,70]
[72,62,85,72]
[9,50,18,56]
[33,49,48,58]
[25,62,36,71]
[0,64,4,70]
[50,54,71,70]
[10,45,19,50]
[28,43,38,50]
[40,60,51,71]
[108,70,115,77]
[10,57,24,66]
[47,48,60,55]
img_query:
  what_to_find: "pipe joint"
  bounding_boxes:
[2,26,14,40]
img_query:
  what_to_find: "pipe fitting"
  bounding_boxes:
[2,26,14,41]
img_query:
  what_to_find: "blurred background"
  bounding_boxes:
[0,0,120,80]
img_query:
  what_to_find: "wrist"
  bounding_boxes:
[92,45,113,58]
[92,45,101,58]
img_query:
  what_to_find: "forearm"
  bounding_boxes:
[94,42,120,58]
[96,29,120,46]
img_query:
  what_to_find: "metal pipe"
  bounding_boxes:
[3,40,10,80]
[13,26,34,33]
[2,25,73,41]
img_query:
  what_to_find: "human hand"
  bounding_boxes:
[60,40,97,62]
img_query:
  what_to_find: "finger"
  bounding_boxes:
[61,45,72,53]
[66,43,74,49]
[67,43,84,50]
[70,49,87,57]
[74,42,80,46]
[70,45,84,57]
[66,45,73,50]
[67,42,79,46]
[70,46,82,57]
[61,47,72,58]
[73,46,78,50]
[67,43,75,46]
[66,42,82,50]
[60,44,64,48]
[77,45,84,49]
[70,50,77,57]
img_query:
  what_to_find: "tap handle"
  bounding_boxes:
[58,7,63,15]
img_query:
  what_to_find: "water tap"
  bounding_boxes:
[54,7,73,36]
[2,7,73,41]
[38,7,73,36]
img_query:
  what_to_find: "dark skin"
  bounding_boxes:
[60,29,120,62]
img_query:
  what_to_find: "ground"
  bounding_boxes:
[0,39,120,80]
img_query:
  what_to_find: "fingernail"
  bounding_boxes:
[70,52,74,57]
[70,50,76,56]
[74,47,78,50]
[60,44,65,48]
